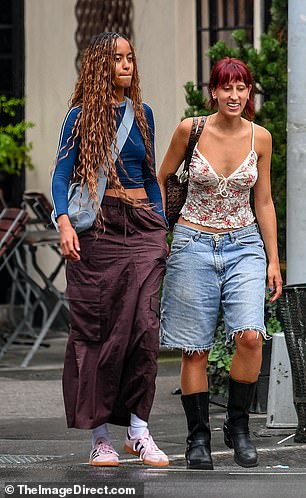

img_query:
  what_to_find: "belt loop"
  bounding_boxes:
[193,231,201,241]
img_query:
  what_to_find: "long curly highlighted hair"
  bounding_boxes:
[63,32,154,218]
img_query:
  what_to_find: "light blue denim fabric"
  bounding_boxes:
[160,223,267,353]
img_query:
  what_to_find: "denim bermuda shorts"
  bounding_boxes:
[160,223,268,353]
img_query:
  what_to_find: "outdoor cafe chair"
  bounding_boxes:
[0,204,68,367]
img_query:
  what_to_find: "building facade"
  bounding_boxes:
[0,0,271,293]
[1,0,272,201]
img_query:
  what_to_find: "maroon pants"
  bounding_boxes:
[63,197,167,429]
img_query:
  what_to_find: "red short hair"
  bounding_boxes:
[208,58,255,120]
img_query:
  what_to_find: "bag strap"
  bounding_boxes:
[182,115,207,174]
[111,97,135,159]
[97,96,135,180]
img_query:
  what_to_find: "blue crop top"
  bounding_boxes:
[51,100,165,220]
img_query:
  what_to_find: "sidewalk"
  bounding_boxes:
[1,329,306,498]
[0,330,305,471]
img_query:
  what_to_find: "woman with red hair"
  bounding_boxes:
[158,58,282,470]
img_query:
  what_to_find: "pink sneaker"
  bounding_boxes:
[124,428,169,466]
[89,437,119,467]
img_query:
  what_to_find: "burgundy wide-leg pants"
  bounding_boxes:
[63,197,167,429]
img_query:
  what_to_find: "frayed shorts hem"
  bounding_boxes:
[160,341,213,355]
[226,326,269,345]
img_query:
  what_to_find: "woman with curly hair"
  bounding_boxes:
[51,32,168,467]
[158,58,282,470]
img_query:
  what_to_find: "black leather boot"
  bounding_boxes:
[223,377,258,468]
[181,392,213,470]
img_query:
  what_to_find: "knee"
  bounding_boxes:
[182,351,209,368]
[235,331,262,354]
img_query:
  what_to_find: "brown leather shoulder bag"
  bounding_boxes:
[166,115,206,230]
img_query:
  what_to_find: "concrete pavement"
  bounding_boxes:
[0,330,306,497]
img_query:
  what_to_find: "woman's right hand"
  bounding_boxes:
[57,214,81,261]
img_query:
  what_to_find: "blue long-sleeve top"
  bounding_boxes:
[51,100,165,220]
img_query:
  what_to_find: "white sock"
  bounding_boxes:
[91,423,110,447]
[129,413,148,438]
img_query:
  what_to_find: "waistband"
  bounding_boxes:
[173,223,259,242]
[102,195,149,208]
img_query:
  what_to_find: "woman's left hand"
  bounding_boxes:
[267,262,283,302]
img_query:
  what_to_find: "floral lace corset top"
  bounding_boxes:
[181,122,258,229]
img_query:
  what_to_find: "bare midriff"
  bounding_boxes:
[104,187,148,199]
[177,215,234,234]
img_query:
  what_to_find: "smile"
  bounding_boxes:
[227,103,240,109]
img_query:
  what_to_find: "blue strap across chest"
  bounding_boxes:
[52,97,135,232]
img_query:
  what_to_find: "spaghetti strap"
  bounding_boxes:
[251,122,255,150]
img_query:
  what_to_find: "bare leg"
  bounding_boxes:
[181,351,209,394]
[230,331,262,382]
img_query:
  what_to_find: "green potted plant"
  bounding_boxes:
[0,95,34,179]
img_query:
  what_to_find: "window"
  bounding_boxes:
[0,0,24,100]
[195,0,274,93]
[75,0,133,71]
[0,0,25,302]
[0,0,25,209]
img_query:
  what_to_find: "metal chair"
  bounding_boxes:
[0,208,29,273]
[0,208,30,349]
[0,204,68,367]
[22,190,53,229]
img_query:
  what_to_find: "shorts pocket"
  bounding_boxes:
[170,234,193,255]
[65,284,102,342]
[235,232,264,248]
